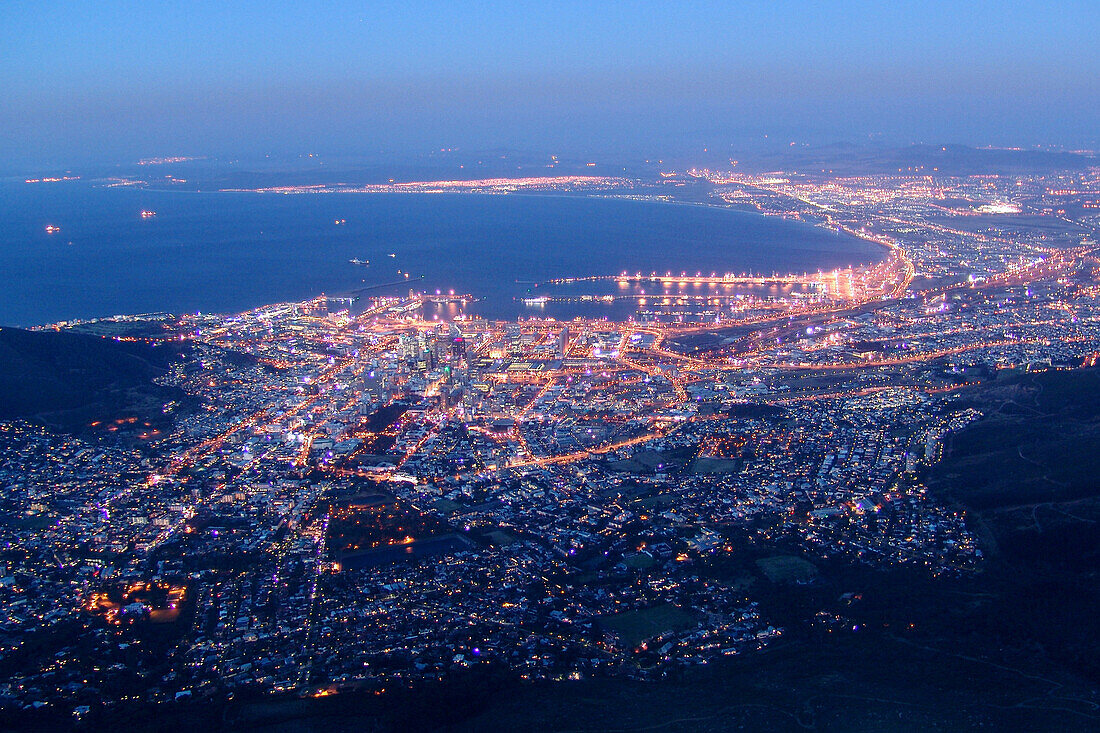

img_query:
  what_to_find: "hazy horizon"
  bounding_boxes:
[3,1,1099,170]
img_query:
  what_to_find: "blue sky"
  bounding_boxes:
[2,1,1098,166]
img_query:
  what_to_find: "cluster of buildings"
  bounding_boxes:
[3,165,1100,721]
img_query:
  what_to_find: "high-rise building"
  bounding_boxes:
[451,335,467,364]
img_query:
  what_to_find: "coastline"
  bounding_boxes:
[138,184,897,259]
[2,183,886,328]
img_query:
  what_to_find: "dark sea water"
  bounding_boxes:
[0,182,883,326]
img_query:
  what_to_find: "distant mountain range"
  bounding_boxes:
[15,143,1094,190]
[728,142,1096,177]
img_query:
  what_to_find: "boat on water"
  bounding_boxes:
[349,258,370,266]
[140,209,157,218]
[45,224,61,234]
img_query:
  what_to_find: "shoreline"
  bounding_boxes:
[4,185,887,328]
[135,184,896,258]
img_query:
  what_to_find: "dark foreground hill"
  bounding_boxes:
[932,366,1100,568]
[0,326,187,430]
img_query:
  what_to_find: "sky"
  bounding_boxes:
[2,0,1098,168]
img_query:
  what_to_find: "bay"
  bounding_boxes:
[0,183,883,326]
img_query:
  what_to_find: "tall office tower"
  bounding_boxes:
[450,335,467,364]
[558,326,570,358]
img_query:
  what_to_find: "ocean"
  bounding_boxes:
[0,182,883,326]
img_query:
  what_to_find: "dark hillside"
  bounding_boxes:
[0,327,187,429]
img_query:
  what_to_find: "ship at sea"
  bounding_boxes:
[349,258,370,266]
[140,210,157,218]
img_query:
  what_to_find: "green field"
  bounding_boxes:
[691,457,742,474]
[433,499,464,513]
[621,552,657,569]
[756,555,819,584]
[485,530,518,546]
[606,446,699,475]
[599,603,696,647]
